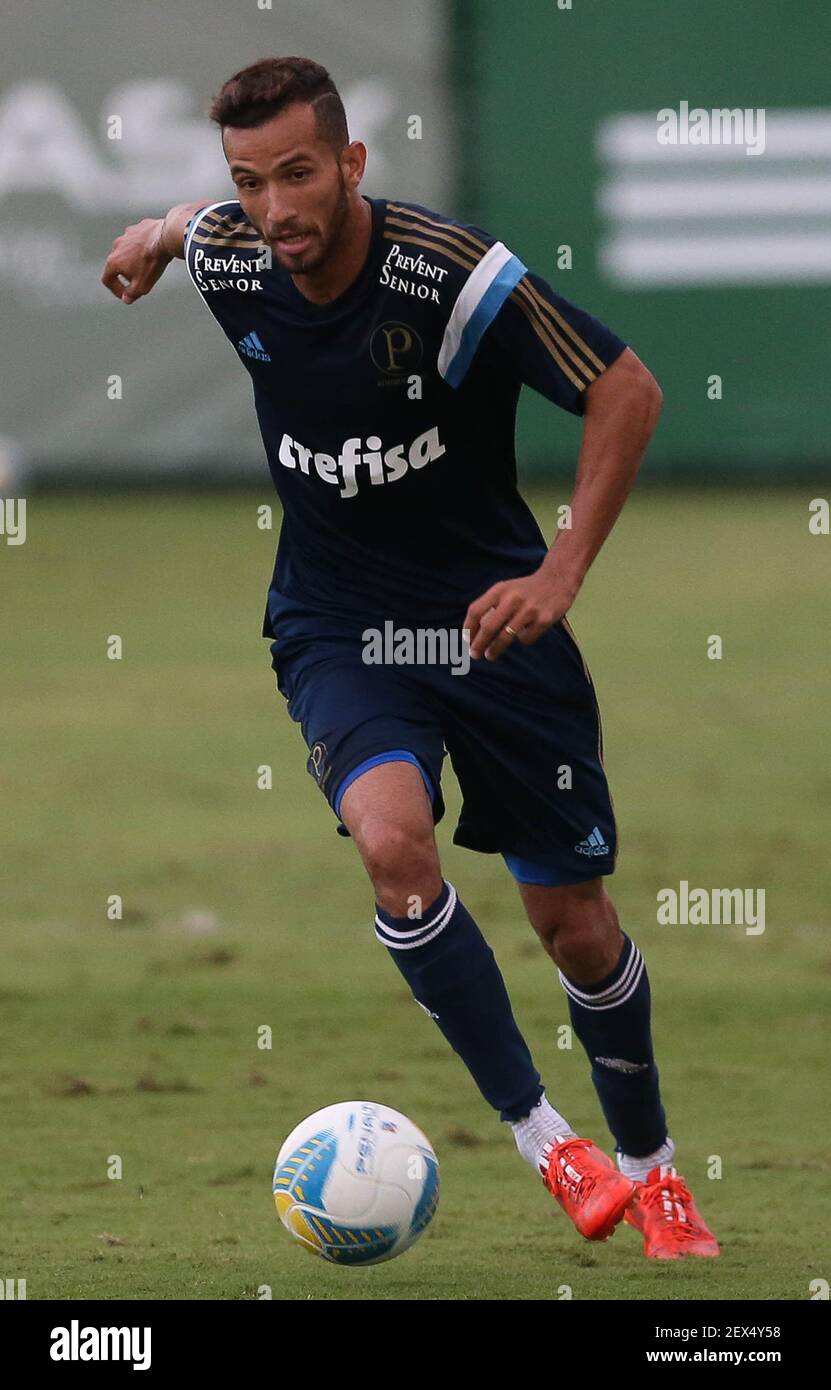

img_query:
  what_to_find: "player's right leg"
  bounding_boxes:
[340,760,636,1242]
[338,757,547,1125]
[339,759,442,916]
[272,640,546,1127]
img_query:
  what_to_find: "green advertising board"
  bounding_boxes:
[458,0,830,477]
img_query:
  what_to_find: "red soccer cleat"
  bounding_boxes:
[542,1136,637,1241]
[624,1164,720,1259]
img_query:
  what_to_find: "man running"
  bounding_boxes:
[102,55,718,1259]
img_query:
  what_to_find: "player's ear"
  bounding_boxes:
[340,140,367,190]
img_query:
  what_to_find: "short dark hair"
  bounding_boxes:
[208,56,349,153]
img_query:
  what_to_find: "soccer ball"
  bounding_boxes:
[273,1100,440,1265]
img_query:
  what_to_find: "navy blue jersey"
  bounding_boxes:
[184,196,626,641]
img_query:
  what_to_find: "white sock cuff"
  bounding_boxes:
[617,1135,676,1180]
[510,1093,577,1175]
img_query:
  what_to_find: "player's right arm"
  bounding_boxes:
[101,201,209,304]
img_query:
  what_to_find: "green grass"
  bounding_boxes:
[0,488,828,1300]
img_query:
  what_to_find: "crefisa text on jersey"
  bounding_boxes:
[380,244,449,303]
[277,426,445,498]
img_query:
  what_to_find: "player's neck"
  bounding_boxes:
[290,196,372,306]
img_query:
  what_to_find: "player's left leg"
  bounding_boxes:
[518,875,719,1258]
[433,610,717,1255]
[518,875,670,1168]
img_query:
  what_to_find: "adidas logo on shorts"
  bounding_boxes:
[575,825,610,857]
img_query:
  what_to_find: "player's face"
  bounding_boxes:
[224,103,362,275]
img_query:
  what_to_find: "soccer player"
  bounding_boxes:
[102,56,718,1259]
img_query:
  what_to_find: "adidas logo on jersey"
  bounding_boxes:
[575,826,610,857]
[277,426,446,499]
[238,331,271,361]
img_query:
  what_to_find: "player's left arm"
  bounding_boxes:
[464,341,662,661]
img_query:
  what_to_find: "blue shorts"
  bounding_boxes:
[269,620,617,887]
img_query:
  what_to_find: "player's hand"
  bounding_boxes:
[463,569,579,662]
[101,218,173,304]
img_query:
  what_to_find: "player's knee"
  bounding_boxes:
[527,882,622,979]
[354,817,441,913]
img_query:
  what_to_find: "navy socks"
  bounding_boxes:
[375,880,543,1122]
[375,886,667,1158]
[558,931,668,1158]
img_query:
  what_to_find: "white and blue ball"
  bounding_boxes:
[273,1100,439,1265]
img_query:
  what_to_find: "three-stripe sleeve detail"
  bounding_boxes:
[438,242,528,387]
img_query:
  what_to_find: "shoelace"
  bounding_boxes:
[639,1175,699,1238]
[550,1138,600,1202]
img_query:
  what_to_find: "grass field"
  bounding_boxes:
[1,487,828,1300]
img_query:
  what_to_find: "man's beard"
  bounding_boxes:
[275,177,350,275]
